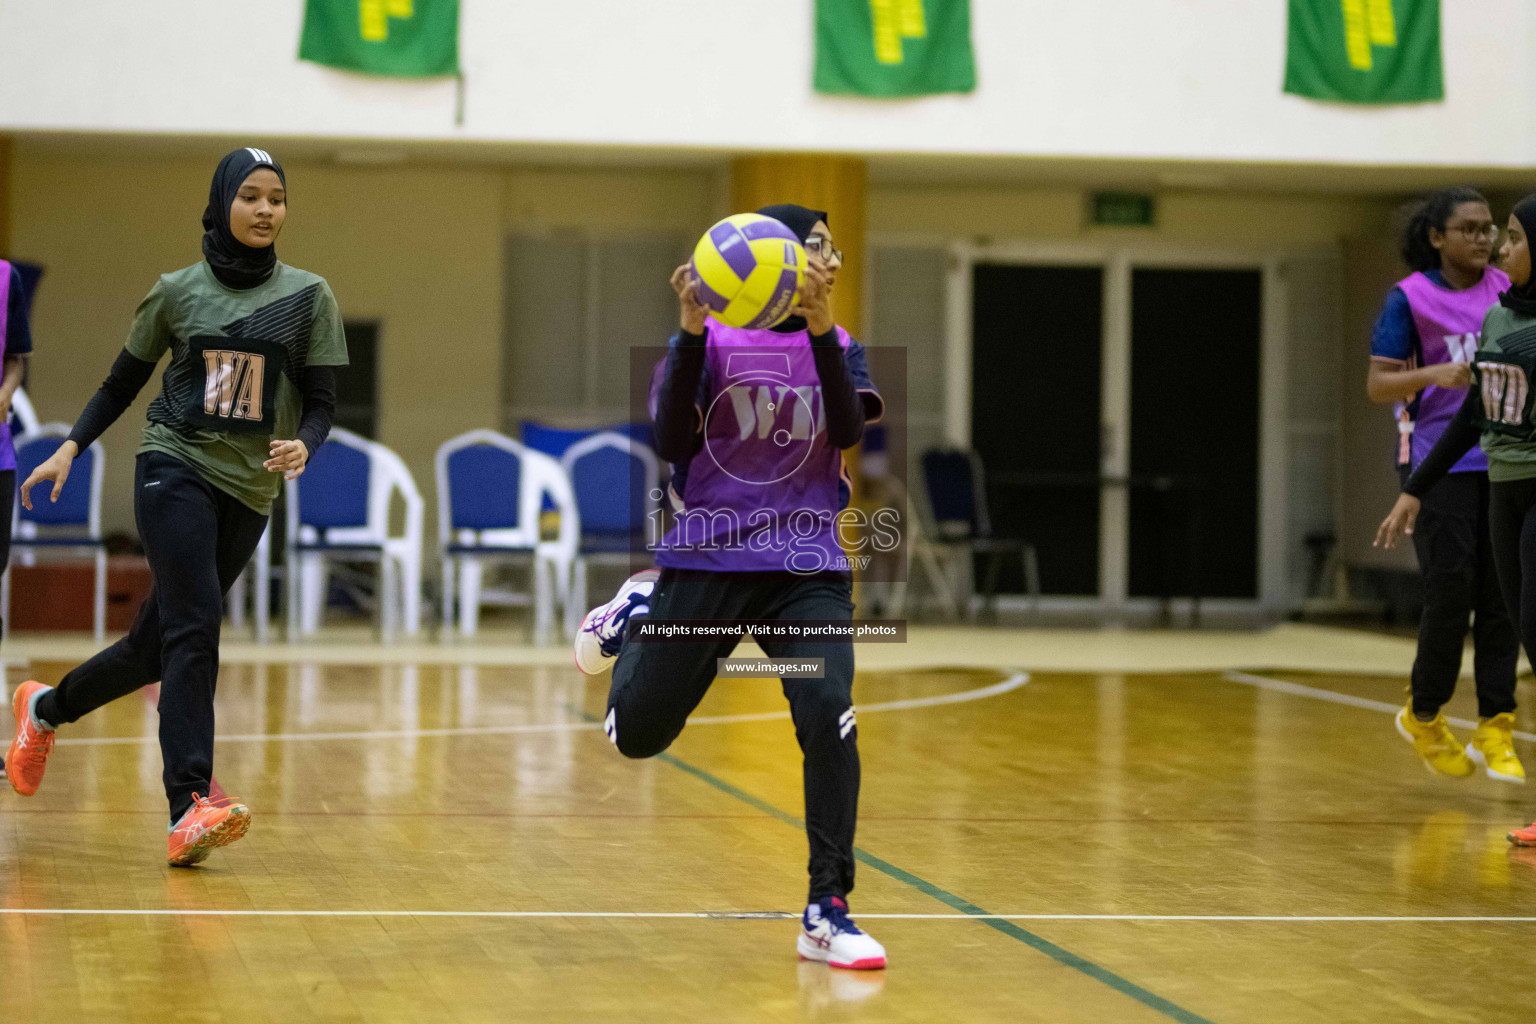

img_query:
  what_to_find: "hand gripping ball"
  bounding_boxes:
[689,213,806,330]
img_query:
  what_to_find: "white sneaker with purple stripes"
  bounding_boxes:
[574,570,659,675]
[798,897,886,970]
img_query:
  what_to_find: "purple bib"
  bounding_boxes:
[1398,268,1507,473]
[651,320,861,573]
[0,261,13,472]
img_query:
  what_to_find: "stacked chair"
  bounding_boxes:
[3,423,107,642]
[918,447,1041,621]
[559,430,660,637]
[285,427,424,642]
[34,415,666,648]
[435,429,579,645]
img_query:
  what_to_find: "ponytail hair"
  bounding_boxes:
[1399,186,1488,272]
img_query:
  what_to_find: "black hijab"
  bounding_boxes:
[203,147,286,290]
[756,203,829,334]
[1499,194,1536,314]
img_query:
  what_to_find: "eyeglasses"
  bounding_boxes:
[803,237,844,263]
[1450,223,1500,242]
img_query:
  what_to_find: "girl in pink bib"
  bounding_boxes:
[1366,186,1521,782]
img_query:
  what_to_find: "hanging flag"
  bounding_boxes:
[815,0,976,97]
[1283,0,1442,104]
[299,0,460,77]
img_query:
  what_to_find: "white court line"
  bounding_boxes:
[1224,671,1536,743]
[0,908,1530,923]
[52,672,1029,747]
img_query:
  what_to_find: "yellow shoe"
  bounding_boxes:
[1395,706,1475,778]
[1467,713,1525,784]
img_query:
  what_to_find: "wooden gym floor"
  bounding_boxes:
[1,624,1533,1023]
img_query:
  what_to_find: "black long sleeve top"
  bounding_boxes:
[66,348,338,458]
[66,349,157,451]
[652,331,709,464]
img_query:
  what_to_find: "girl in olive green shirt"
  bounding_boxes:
[7,148,346,867]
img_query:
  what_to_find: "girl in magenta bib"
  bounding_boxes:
[1367,186,1521,781]
[573,205,888,971]
[0,260,34,625]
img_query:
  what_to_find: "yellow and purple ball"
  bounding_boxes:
[689,213,806,330]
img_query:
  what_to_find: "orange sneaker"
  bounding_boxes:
[167,793,251,867]
[5,682,56,796]
[1508,821,1536,847]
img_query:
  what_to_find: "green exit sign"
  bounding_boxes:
[1091,192,1156,227]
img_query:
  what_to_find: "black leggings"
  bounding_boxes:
[1407,471,1518,718]
[606,569,859,903]
[1485,476,1536,696]
[0,468,11,634]
[36,452,267,822]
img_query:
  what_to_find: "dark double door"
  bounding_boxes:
[970,263,1262,600]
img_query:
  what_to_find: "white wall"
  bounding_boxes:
[4,1,1536,166]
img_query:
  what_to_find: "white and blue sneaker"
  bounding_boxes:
[574,570,659,675]
[797,897,887,970]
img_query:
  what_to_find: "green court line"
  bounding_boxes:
[578,706,1217,1024]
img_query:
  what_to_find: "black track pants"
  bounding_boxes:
[0,469,11,636]
[36,452,267,823]
[1408,471,1518,719]
[606,569,859,903]
[1486,477,1536,713]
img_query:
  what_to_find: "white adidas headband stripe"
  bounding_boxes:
[245,147,273,164]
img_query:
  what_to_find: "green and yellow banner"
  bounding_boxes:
[1284,0,1442,103]
[815,0,976,97]
[299,0,459,77]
